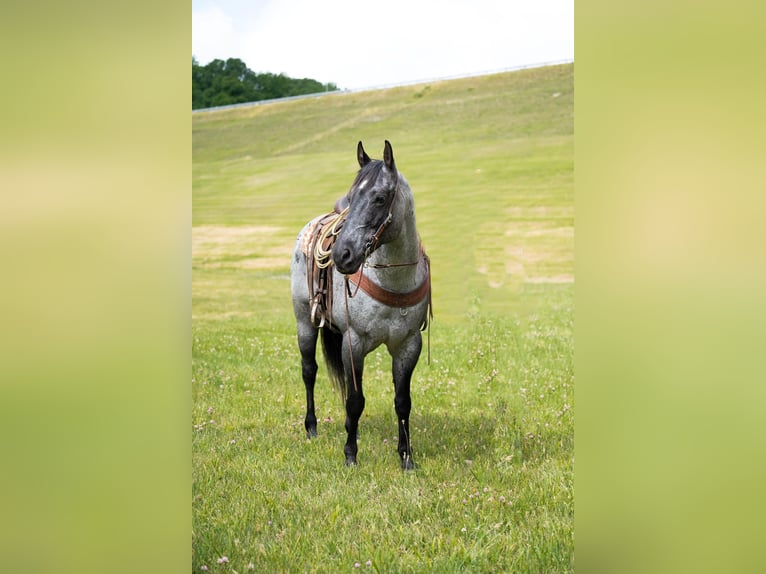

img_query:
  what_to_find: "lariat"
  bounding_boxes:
[314,207,349,269]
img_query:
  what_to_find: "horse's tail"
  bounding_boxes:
[320,326,347,401]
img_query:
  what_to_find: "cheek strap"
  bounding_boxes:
[363,187,397,258]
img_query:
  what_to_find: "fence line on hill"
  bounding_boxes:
[191,59,573,114]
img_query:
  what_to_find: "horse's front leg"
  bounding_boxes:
[342,331,366,466]
[391,332,422,470]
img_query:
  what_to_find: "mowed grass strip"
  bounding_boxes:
[193,63,573,572]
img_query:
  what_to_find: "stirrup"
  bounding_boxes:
[310,297,325,328]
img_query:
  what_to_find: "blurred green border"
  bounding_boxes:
[0,2,190,573]
[576,2,766,573]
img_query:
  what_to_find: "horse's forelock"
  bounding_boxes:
[346,161,382,201]
[353,160,384,186]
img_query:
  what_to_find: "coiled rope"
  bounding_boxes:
[313,206,349,269]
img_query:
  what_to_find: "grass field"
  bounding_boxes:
[193,63,573,572]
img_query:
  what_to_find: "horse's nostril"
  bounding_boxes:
[341,249,352,265]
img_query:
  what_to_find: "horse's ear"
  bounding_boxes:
[357,141,371,167]
[383,140,396,172]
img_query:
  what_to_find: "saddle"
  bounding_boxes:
[301,201,348,330]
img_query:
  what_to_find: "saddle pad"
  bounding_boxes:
[300,217,321,257]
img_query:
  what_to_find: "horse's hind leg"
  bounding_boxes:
[391,332,422,470]
[297,322,319,438]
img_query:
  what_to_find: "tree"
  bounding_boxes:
[192,57,339,109]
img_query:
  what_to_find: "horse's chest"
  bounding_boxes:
[344,298,422,340]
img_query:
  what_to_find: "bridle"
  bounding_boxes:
[306,163,433,396]
[340,182,432,394]
[360,183,398,261]
[344,183,421,299]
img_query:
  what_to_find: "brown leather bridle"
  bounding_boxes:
[306,181,433,394]
[343,182,433,379]
[361,183,398,261]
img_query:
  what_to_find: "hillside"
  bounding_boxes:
[192,62,573,322]
[192,64,574,572]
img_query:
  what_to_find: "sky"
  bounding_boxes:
[192,0,573,91]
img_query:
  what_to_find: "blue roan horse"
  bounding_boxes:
[290,141,431,470]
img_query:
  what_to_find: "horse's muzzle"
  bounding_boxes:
[332,242,365,275]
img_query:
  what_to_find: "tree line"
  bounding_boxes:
[192,57,338,110]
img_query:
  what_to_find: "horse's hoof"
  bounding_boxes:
[306,426,318,439]
[345,456,358,467]
[401,457,417,471]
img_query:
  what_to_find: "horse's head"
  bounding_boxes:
[333,140,404,275]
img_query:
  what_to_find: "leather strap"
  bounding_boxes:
[348,262,431,309]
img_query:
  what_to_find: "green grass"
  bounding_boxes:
[193,63,573,572]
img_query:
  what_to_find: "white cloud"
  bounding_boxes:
[192,4,239,64]
[192,0,573,89]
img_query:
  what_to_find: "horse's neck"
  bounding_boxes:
[367,203,423,290]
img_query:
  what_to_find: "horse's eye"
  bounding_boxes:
[373,194,386,206]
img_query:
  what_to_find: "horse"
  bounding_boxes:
[290,140,432,470]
